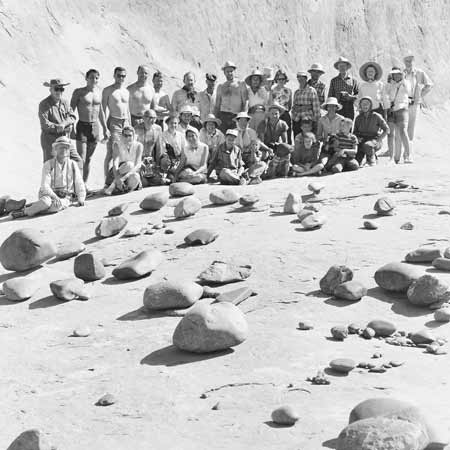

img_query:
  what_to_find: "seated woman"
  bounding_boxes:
[290,132,324,177]
[162,115,184,182]
[199,114,225,163]
[12,136,85,218]
[174,127,209,184]
[104,126,142,195]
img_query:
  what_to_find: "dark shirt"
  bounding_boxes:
[208,142,243,173]
[328,75,359,119]
[353,111,389,140]
[256,118,288,145]
[39,95,76,134]
[291,141,320,165]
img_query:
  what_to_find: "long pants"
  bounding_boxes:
[407,103,419,141]
[24,195,70,217]
[393,108,410,161]
[216,111,237,134]
[356,138,380,164]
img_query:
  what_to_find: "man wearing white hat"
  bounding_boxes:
[328,56,359,120]
[403,53,433,144]
[214,61,248,133]
[307,63,326,104]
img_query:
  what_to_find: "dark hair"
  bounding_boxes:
[165,115,178,124]
[274,69,289,82]
[114,67,126,75]
[153,71,163,81]
[86,69,100,78]
[365,64,378,77]
[122,125,135,135]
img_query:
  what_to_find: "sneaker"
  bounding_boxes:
[5,198,26,213]
[11,209,26,219]
[249,176,262,185]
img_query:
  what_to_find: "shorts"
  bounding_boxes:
[76,121,100,143]
[393,108,409,126]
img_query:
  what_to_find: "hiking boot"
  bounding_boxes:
[5,198,26,213]
[11,209,26,219]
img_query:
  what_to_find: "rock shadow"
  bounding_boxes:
[324,297,357,307]
[322,438,338,449]
[324,367,349,377]
[102,276,147,285]
[83,236,103,245]
[0,297,25,306]
[116,306,170,321]
[140,344,233,367]
[28,295,66,309]
[263,421,296,429]
[424,320,447,329]
[362,213,381,220]
[0,267,41,284]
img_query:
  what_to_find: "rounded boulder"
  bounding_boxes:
[74,253,106,281]
[334,280,367,301]
[374,197,395,216]
[209,189,239,205]
[320,265,354,295]
[50,278,89,301]
[432,257,450,271]
[405,247,442,263]
[174,196,202,218]
[301,213,327,230]
[374,262,422,293]
[140,191,169,211]
[112,250,163,280]
[329,358,356,374]
[169,182,194,197]
[407,274,448,306]
[366,319,396,337]
[95,216,128,238]
[184,229,219,246]
[3,278,39,301]
[144,280,203,310]
[271,405,300,426]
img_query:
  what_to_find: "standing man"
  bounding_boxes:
[171,72,201,115]
[102,67,131,183]
[307,63,326,105]
[127,65,154,128]
[403,53,433,149]
[215,61,248,133]
[70,69,109,185]
[328,56,359,120]
[198,73,217,122]
[39,78,80,164]
[151,71,171,128]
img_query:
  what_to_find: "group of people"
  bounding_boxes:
[3,53,433,219]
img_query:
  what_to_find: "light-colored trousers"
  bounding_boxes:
[24,195,70,217]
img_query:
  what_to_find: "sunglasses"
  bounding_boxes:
[123,133,133,137]
[54,87,65,92]
[116,74,126,78]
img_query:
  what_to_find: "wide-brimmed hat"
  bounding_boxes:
[390,68,403,76]
[359,61,383,82]
[43,78,70,88]
[234,111,252,121]
[308,63,325,74]
[403,51,414,60]
[334,56,352,70]
[245,69,266,86]
[222,60,237,70]
[179,105,193,115]
[296,71,309,78]
[268,102,286,114]
[321,97,342,110]
[359,96,373,108]
[185,126,199,136]
[262,67,275,81]
[225,129,238,137]
[52,136,71,149]
[202,113,222,127]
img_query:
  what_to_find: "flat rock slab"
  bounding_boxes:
[95,216,128,238]
[215,286,255,305]
[184,229,219,246]
[3,278,39,301]
[50,278,89,301]
[198,261,252,285]
[112,250,164,280]
[55,240,85,261]
[143,280,203,310]
[405,247,442,263]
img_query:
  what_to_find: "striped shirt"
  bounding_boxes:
[334,132,358,151]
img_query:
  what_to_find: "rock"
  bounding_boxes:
[307,182,324,194]
[0,195,10,216]
[444,247,450,259]
[74,253,105,281]
[140,191,169,211]
[337,417,429,450]
[164,228,174,234]
[0,229,56,272]
[152,222,165,230]
[329,358,356,374]
[331,326,348,340]
[198,260,251,285]
[50,278,89,301]
[304,203,322,212]
[432,257,450,271]
[209,188,239,205]
[400,222,414,230]
[320,265,353,295]
[108,202,129,216]
[6,429,53,450]
[300,213,327,229]
[55,240,85,261]
[143,280,203,310]
[405,247,442,263]
[184,229,219,246]
[283,192,302,214]
[374,197,395,216]
[271,405,300,426]
[389,360,404,367]
[298,320,314,330]
[169,182,194,197]
[439,209,450,215]
[367,319,396,337]
[348,323,362,334]
[296,208,314,222]
[409,329,435,345]
[363,220,378,230]
[122,227,142,237]
[307,370,330,385]
[407,274,448,306]
[363,327,375,339]
[374,262,422,293]
[3,278,39,301]
[172,301,248,353]
[174,196,202,218]
[434,307,450,322]
[112,250,163,280]
[72,325,91,337]
[201,286,220,299]
[215,286,254,305]
[96,393,116,406]
[372,352,383,358]
[334,280,367,301]
[239,194,259,207]
[95,216,128,238]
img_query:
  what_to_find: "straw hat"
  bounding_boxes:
[245,69,265,87]
[321,97,342,110]
[202,113,222,127]
[222,61,237,70]
[43,78,70,87]
[334,56,352,70]
[52,136,71,149]
[359,96,374,108]
[225,129,238,137]
[296,71,309,78]
[359,61,383,82]
[179,105,193,115]
[308,63,325,74]
[234,111,252,121]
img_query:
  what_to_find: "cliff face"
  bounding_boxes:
[0,0,448,193]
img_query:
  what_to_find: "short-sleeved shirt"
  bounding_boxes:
[182,142,209,171]
[308,79,326,105]
[291,141,320,165]
[353,111,389,140]
[209,143,243,172]
[257,118,288,145]
[271,85,292,110]
[317,113,345,142]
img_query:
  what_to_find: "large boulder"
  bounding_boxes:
[0,229,56,272]
[334,280,367,301]
[50,278,89,301]
[184,229,219,246]
[95,216,128,238]
[74,253,106,281]
[209,189,239,205]
[198,260,252,285]
[172,301,248,353]
[320,265,353,295]
[143,280,203,310]
[3,278,39,301]
[405,248,442,263]
[140,191,169,211]
[432,258,450,271]
[112,250,163,280]
[337,417,429,450]
[374,262,422,293]
[283,193,302,214]
[7,429,53,450]
[407,274,448,306]
[174,196,202,218]
[55,240,85,261]
[169,182,194,197]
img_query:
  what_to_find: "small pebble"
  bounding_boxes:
[331,326,348,341]
[348,323,362,334]
[363,327,376,339]
[400,222,414,230]
[271,405,300,426]
[96,393,116,406]
[153,223,165,230]
[371,352,382,359]
[368,366,387,373]
[164,229,174,234]
[307,370,330,385]
[389,360,404,367]
[72,326,91,337]
[298,321,314,330]
[200,393,208,399]
[363,220,378,230]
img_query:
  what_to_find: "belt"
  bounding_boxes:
[79,120,96,124]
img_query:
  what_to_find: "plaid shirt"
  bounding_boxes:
[307,79,326,104]
[328,75,359,118]
[291,85,320,122]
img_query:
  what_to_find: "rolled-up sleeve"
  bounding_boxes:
[39,100,56,133]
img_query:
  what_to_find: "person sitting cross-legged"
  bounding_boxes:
[241,139,267,185]
[290,132,324,177]
[12,137,86,218]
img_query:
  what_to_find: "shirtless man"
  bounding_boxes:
[70,69,108,184]
[102,67,131,182]
[127,65,154,128]
[151,71,171,128]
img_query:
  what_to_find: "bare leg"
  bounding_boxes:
[296,163,324,177]
[84,142,97,182]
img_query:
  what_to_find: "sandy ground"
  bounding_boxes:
[1,108,450,449]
